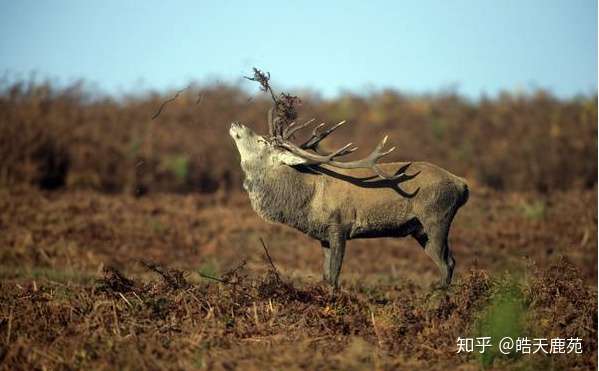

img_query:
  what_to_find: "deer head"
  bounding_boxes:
[229,121,308,170]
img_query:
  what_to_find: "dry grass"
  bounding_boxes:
[0,186,596,370]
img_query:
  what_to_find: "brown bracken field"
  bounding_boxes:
[0,80,597,370]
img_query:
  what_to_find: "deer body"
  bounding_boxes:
[231,123,469,288]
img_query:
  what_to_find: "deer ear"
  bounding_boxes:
[274,150,308,166]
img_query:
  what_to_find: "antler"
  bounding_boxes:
[270,100,406,180]
[270,104,407,180]
[300,120,347,151]
[282,118,316,140]
[276,130,406,180]
[247,67,410,180]
[267,108,278,137]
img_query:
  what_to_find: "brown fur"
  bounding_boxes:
[230,123,469,288]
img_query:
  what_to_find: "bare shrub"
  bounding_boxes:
[0,80,595,193]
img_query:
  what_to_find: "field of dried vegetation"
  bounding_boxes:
[0,80,597,370]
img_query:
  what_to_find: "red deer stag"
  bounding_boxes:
[230,70,469,289]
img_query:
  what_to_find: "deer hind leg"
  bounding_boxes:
[413,225,454,288]
[326,224,346,289]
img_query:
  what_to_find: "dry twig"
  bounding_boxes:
[141,260,189,289]
[259,237,281,285]
[151,86,189,120]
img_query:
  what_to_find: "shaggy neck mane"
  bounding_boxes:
[242,163,319,236]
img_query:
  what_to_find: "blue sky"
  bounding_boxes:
[0,0,596,98]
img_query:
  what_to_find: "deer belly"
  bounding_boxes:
[350,221,415,239]
[350,204,414,239]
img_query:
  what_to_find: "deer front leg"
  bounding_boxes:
[327,224,346,289]
[321,241,331,282]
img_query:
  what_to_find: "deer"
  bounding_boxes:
[230,69,469,289]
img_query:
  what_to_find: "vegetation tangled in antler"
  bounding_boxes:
[244,67,301,135]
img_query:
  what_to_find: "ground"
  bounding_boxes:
[0,186,596,370]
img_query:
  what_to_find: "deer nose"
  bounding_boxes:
[229,123,240,138]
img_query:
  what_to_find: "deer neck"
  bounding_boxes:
[242,164,319,235]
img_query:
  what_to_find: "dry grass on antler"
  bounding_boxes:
[245,67,301,130]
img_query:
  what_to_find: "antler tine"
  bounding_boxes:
[312,123,326,136]
[328,143,356,159]
[283,118,316,139]
[336,144,359,157]
[267,108,275,136]
[343,135,402,179]
[274,117,283,137]
[301,120,347,150]
[285,121,297,132]
[368,136,396,161]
